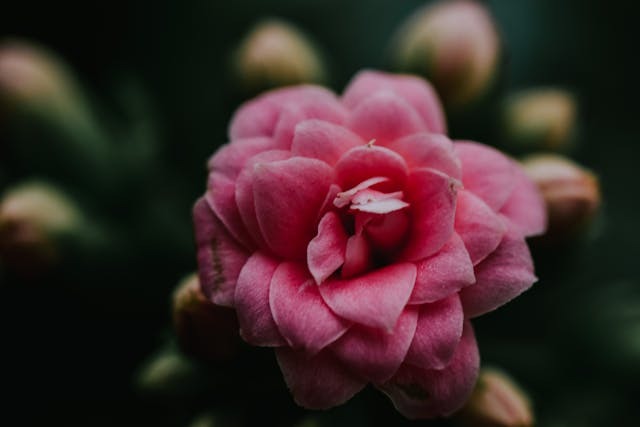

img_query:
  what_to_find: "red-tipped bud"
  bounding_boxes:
[456,368,534,427]
[522,154,600,241]
[0,181,82,275]
[504,89,577,152]
[234,19,326,92]
[393,0,500,107]
[173,273,239,362]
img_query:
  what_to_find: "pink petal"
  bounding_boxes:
[334,176,390,209]
[207,137,275,179]
[193,198,249,307]
[347,92,427,145]
[351,197,409,214]
[409,233,475,304]
[253,157,333,259]
[330,307,419,383]
[388,133,461,179]
[459,222,537,318]
[455,141,516,211]
[270,262,351,353]
[307,212,349,285]
[290,119,364,165]
[319,263,417,331]
[272,96,348,149]
[235,150,291,250]
[499,161,547,237]
[404,295,464,370]
[454,189,507,266]
[351,189,404,205]
[228,85,339,139]
[228,99,280,141]
[342,70,447,134]
[364,210,410,253]
[206,172,254,249]
[335,145,408,191]
[379,321,480,419]
[234,252,285,346]
[276,347,366,410]
[399,168,459,261]
[317,183,342,220]
[341,233,372,279]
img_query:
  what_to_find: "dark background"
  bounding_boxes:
[2,0,640,425]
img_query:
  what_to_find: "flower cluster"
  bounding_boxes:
[194,70,546,418]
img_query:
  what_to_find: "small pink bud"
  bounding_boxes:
[393,0,500,107]
[173,273,239,362]
[522,154,600,241]
[0,39,113,180]
[0,39,85,120]
[456,368,534,427]
[504,89,577,152]
[0,181,82,275]
[234,19,327,92]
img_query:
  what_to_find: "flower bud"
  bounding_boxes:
[0,181,82,275]
[522,154,600,241]
[135,346,200,397]
[173,273,239,362]
[234,19,327,92]
[456,368,534,427]
[392,0,500,107]
[0,39,85,121]
[503,89,577,152]
[0,40,114,191]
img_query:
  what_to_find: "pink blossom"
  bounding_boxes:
[194,70,546,418]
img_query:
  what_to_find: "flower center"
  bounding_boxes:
[333,176,411,277]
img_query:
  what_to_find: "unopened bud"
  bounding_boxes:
[456,368,534,427]
[0,181,82,275]
[173,273,239,362]
[392,0,500,107]
[234,19,327,92]
[504,89,577,152]
[0,39,85,121]
[522,154,600,241]
[0,40,114,190]
[135,346,200,397]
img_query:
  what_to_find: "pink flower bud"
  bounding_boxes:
[522,154,600,241]
[0,39,112,179]
[0,39,85,120]
[456,368,534,427]
[393,0,500,107]
[0,181,82,275]
[504,89,577,152]
[173,273,239,362]
[234,19,326,92]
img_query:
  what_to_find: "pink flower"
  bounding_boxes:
[193,70,546,418]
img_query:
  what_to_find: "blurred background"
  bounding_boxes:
[1,0,639,425]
